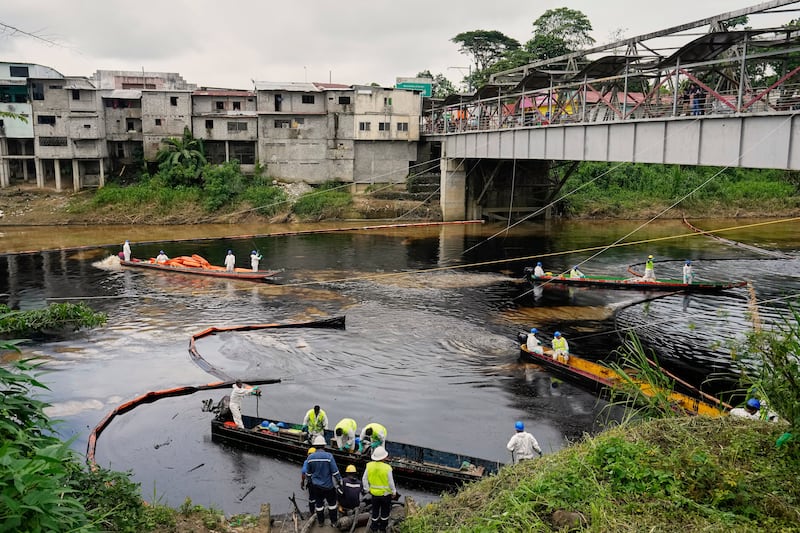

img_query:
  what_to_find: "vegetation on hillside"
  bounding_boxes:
[559,162,800,218]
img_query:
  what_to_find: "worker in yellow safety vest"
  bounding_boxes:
[362,446,397,532]
[333,417,358,451]
[552,331,569,363]
[303,405,328,440]
[359,422,387,452]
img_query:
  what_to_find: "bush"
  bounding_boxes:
[0,303,107,336]
[240,185,289,216]
[292,181,352,220]
[201,161,244,212]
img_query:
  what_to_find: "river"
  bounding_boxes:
[0,217,797,515]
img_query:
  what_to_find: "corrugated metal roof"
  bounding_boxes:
[101,89,142,99]
[193,89,254,97]
[254,81,321,92]
[313,82,351,90]
[658,30,768,68]
[63,77,96,90]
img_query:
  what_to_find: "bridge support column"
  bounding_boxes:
[440,157,466,221]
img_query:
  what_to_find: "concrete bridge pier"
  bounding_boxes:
[440,156,467,221]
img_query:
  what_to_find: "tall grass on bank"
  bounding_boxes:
[292,181,352,220]
[561,163,800,217]
[400,418,799,532]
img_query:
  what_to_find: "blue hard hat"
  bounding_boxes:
[252,250,257,254]
[228,250,232,254]
[746,398,761,409]
[536,261,542,266]
[159,250,164,254]
[554,331,561,337]
[515,421,524,431]
[686,260,692,265]
[530,328,538,334]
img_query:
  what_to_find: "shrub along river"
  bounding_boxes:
[0,218,798,515]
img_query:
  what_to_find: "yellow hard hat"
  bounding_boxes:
[346,464,357,473]
[307,447,316,455]
[648,255,653,259]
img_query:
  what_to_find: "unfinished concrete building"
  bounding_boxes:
[192,89,257,173]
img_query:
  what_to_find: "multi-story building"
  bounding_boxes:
[0,62,421,192]
[192,89,257,172]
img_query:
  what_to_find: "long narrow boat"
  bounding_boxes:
[121,258,280,282]
[210,413,501,491]
[518,338,729,417]
[523,268,746,293]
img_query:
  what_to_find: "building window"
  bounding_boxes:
[215,101,224,110]
[83,124,91,129]
[72,90,80,100]
[274,94,282,112]
[383,97,392,106]
[378,122,391,131]
[39,137,68,146]
[9,66,29,78]
[205,119,214,129]
[126,120,135,131]
[274,119,291,128]
[397,122,408,131]
[338,96,351,105]
[302,94,315,104]
[155,118,162,126]
[170,96,179,106]
[359,122,371,131]
[229,141,256,165]
[233,101,241,110]
[31,83,44,100]
[227,121,248,132]
[37,115,56,125]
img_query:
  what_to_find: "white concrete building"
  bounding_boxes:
[192,89,257,172]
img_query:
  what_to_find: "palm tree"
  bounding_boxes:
[156,127,206,186]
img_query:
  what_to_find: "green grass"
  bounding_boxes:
[561,163,800,217]
[400,417,800,532]
[292,181,352,220]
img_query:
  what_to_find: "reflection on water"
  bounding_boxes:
[0,219,798,515]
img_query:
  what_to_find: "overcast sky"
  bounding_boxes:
[1,1,797,90]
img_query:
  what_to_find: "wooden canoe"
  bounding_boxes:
[121,258,280,282]
[518,339,728,417]
[210,414,502,491]
[524,268,746,293]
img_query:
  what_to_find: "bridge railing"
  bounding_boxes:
[423,48,800,136]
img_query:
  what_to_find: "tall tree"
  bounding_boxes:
[532,7,595,50]
[416,70,457,98]
[451,30,521,75]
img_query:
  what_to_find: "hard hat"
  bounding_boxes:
[536,261,542,266]
[648,255,653,259]
[228,249,232,254]
[307,447,316,455]
[252,250,257,254]
[530,328,538,334]
[371,446,389,461]
[312,435,326,446]
[686,260,692,265]
[515,421,524,431]
[746,398,761,409]
[346,465,357,473]
[159,250,164,254]
[554,331,561,337]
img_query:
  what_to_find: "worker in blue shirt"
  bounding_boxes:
[306,435,342,527]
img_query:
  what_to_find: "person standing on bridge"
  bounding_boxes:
[643,255,656,281]
[683,260,694,284]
